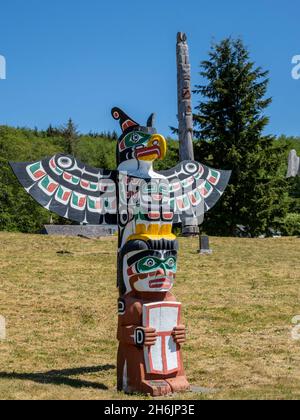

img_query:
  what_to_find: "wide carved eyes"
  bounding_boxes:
[166,258,176,268]
[144,258,156,268]
[131,133,142,143]
[138,257,176,272]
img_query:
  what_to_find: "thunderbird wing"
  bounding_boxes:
[10,154,118,225]
[158,160,231,224]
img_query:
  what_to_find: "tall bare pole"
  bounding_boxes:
[177,32,198,235]
[177,32,194,161]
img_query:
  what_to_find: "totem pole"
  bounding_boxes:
[10,107,231,396]
[177,32,194,163]
[287,149,300,178]
[177,32,198,236]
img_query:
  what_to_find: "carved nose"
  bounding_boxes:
[156,267,166,276]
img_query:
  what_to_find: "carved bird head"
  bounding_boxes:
[111,107,167,170]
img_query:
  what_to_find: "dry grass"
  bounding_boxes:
[0,232,299,400]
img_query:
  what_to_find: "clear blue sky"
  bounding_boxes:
[0,0,299,137]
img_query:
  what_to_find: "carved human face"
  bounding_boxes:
[125,249,177,293]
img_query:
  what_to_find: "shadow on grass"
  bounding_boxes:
[0,364,116,390]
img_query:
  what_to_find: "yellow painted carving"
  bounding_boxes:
[159,224,172,235]
[127,233,176,242]
[133,223,173,239]
[137,134,167,161]
[136,224,147,235]
[147,224,160,235]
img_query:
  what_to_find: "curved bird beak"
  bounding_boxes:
[135,134,167,162]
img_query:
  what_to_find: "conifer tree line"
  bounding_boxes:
[0,38,299,235]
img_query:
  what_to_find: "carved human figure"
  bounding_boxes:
[117,239,189,396]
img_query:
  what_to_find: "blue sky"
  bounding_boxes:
[0,0,299,137]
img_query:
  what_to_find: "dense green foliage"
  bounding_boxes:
[193,38,294,237]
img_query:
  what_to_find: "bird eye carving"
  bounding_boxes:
[131,133,141,143]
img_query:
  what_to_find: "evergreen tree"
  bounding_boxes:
[46,124,60,137]
[61,118,79,155]
[193,38,290,237]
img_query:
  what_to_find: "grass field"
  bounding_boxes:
[0,232,299,400]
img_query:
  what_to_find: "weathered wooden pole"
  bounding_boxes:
[177,32,194,161]
[176,32,199,235]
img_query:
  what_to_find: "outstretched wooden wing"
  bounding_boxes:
[158,160,231,224]
[10,154,118,225]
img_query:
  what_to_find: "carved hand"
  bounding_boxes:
[134,327,157,347]
[172,325,186,345]
[143,327,158,347]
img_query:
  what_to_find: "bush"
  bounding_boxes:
[281,213,300,236]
